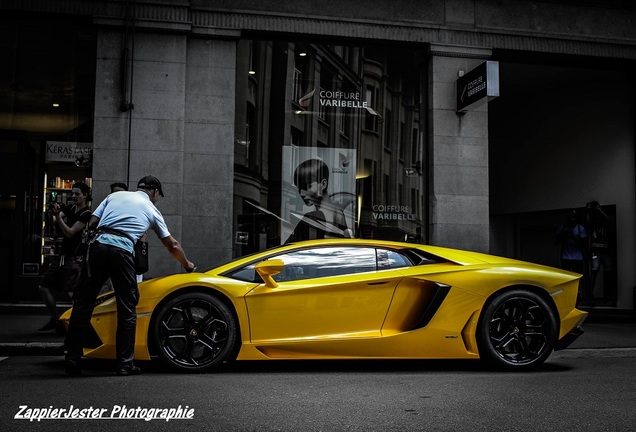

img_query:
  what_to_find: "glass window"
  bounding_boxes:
[273,247,377,281]
[364,84,378,131]
[233,40,427,257]
[293,63,304,103]
[226,266,258,283]
[318,85,326,120]
[400,121,407,161]
[227,246,420,283]
[384,107,392,150]
[228,246,378,283]
[376,248,412,270]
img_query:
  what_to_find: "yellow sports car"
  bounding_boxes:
[59,239,587,372]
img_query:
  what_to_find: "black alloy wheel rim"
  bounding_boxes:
[488,297,550,364]
[159,298,229,368]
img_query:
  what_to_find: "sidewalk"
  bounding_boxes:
[0,304,635,356]
[0,303,71,356]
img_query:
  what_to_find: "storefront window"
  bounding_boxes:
[0,15,95,298]
[233,40,426,257]
[364,85,379,132]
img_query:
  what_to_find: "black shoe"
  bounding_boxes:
[65,359,82,376]
[116,366,142,376]
[38,319,58,332]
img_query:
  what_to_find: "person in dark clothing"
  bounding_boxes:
[555,211,587,304]
[586,200,617,306]
[37,182,91,332]
[64,176,195,376]
[555,211,587,274]
[110,182,128,193]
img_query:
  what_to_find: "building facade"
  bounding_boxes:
[1,0,635,310]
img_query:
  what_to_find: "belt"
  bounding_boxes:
[96,226,135,243]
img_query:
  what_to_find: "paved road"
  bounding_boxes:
[1,349,635,432]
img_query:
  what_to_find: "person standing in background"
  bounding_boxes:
[555,211,587,274]
[37,182,91,332]
[110,182,128,193]
[554,210,587,303]
[586,200,617,307]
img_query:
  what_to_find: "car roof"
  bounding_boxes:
[208,238,503,274]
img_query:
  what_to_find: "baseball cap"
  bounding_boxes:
[137,175,164,197]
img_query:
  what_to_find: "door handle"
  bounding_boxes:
[367,281,389,286]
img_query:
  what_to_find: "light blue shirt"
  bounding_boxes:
[92,190,171,254]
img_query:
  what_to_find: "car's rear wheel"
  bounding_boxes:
[152,292,237,372]
[477,289,557,371]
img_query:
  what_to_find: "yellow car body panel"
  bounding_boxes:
[245,269,402,342]
[238,282,485,360]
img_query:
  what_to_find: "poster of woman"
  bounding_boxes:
[281,147,357,243]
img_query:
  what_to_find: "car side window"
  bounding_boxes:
[273,247,377,282]
[376,248,412,270]
[227,266,258,282]
[226,246,415,283]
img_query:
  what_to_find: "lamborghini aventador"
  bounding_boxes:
[59,239,587,372]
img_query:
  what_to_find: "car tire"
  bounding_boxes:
[152,292,238,372]
[477,289,558,371]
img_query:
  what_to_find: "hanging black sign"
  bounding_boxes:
[456,61,499,112]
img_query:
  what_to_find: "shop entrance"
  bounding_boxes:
[0,134,40,301]
[489,55,635,309]
[0,15,96,302]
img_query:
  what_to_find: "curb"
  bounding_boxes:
[0,343,64,356]
[0,303,72,315]
[552,347,636,359]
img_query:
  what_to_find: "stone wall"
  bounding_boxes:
[92,29,235,275]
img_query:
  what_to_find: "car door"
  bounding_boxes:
[244,246,404,343]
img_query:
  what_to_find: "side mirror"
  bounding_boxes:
[255,259,284,288]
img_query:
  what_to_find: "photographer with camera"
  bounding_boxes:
[37,182,92,332]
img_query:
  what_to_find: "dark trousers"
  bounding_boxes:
[64,241,139,368]
[589,250,617,304]
[560,258,584,274]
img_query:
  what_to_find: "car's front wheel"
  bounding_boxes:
[152,292,238,372]
[477,289,557,371]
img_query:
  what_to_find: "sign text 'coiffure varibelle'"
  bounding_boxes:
[456,61,499,112]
